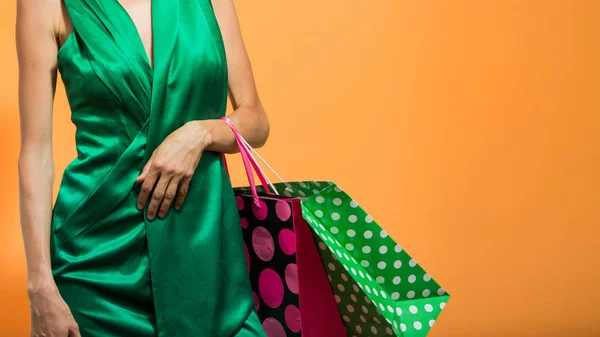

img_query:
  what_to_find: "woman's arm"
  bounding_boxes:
[190,0,270,154]
[135,0,271,218]
[16,0,80,335]
[17,0,60,295]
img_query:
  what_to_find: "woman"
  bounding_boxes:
[16,0,270,336]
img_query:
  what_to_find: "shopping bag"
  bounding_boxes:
[235,186,348,337]
[222,117,450,337]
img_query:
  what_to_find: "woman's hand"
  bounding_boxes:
[29,285,80,337]
[136,121,211,220]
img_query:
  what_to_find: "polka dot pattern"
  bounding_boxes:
[237,191,306,336]
[313,239,394,336]
[299,181,450,337]
[236,181,451,337]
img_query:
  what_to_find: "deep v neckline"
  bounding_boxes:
[113,0,155,72]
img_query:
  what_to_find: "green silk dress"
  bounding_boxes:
[49,0,267,336]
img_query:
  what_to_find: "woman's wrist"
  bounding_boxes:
[185,120,215,151]
[187,119,235,153]
[27,265,56,295]
[186,107,269,154]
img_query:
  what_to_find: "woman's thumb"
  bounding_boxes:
[136,158,152,182]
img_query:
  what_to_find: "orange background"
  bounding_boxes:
[2,0,599,336]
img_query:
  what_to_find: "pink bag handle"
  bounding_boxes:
[220,116,272,207]
[221,117,272,193]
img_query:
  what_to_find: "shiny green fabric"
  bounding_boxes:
[50,0,266,336]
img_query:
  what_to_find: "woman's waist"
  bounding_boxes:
[52,150,228,230]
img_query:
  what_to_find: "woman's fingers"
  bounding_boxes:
[147,173,173,220]
[135,150,155,183]
[137,165,160,211]
[68,322,81,337]
[136,145,199,217]
[173,173,192,210]
[157,177,180,218]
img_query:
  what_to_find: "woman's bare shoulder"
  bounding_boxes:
[16,0,69,54]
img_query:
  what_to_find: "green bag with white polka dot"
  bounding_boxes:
[249,181,451,337]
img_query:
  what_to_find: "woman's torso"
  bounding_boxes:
[50,1,257,333]
[52,0,230,232]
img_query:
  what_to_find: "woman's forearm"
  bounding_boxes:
[190,101,270,154]
[18,149,56,293]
